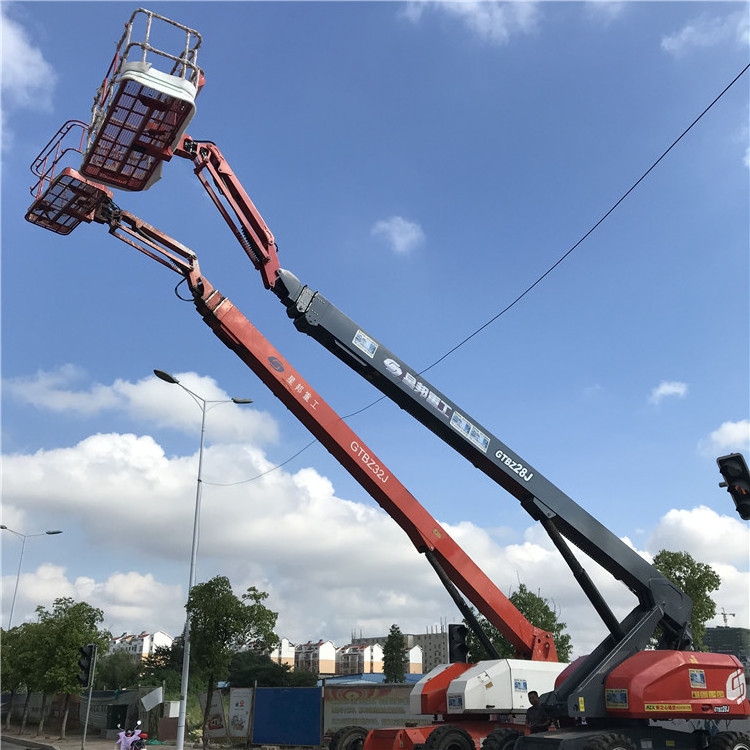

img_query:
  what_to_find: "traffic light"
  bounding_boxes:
[78,644,95,687]
[717,453,750,520]
[448,623,469,663]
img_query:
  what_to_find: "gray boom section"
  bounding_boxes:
[273,269,693,718]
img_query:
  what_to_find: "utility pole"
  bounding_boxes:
[79,643,98,750]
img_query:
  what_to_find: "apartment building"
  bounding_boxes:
[110,630,173,662]
[295,640,337,675]
[336,643,384,675]
[357,630,448,673]
[703,626,750,667]
[405,645,423,674]
[269,636,296,668]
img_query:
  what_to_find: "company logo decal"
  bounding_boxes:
[383,357,453,417]
[283,373,320,410]
[268,356,285,372]
[380,355,538,479]
[726,668,746,703]
[382,357,492,455]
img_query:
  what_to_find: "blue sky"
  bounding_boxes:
[2,1,748,658]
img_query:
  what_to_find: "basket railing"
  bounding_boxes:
[29,120,89,199]
[88,8,203,152]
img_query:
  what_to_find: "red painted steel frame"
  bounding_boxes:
[174,137,280,289]
[604,650,748,719]
[25,167,114,236]
[364,721,522,750]
[95,206,556,662]
[192,285,553,661]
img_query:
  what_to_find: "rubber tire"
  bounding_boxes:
[583,733,637,750]
[330,725,368,750]
[482,728,522,750]
[707,732,750,750]
[424,725,476,750]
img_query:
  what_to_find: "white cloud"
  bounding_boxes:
[647,506,749,568]
[5,366,279,444]
[647,506,750,631]
[661,10,750,57]
[700,419,750,456]
[7,364,119,414]
[4,423,748,655]
[705,563,750,628]
[400,1,540,45]
[583,1,627,27]
[371,216,425,254]
[0,9,57,111]
[8,564,185,637]
[1,430,445,641]
[3,371,748,654]
[648,380,688,405]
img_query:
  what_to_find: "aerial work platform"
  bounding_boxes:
[26,120,114,235]
[79,8,203,191]
[26,9,204,233]
[26,167,114,235]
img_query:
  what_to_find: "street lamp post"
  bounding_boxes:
[1,525,63,629]
[153,370,252,750]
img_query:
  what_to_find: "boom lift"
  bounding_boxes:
[23,9,749,750]
[27,138,566,750]
[168,139,750,750]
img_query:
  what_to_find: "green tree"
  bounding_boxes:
[187,578,278,749]
[140,638,206,729]
[141,641,185,693]
[94,650,141,690]
[383,624,408,683]
[33,598,111,738]
[653,550,721,651]
[2,627,24,728]
[465,583,573,663]
[228,651,318,687]
[9,622,47,734]
[2,623,42,731]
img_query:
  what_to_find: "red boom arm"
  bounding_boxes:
[98,201,556,662]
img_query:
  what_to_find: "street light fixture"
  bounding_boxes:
[153,369,252,750]
[1,525,63,629]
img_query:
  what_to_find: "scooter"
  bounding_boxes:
[115,720,148,750]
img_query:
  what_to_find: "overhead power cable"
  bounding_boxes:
[421,61,750,375]
[338,62,750,420]
[203,438,319,486]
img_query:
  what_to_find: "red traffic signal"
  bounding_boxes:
[717,453,750,520]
